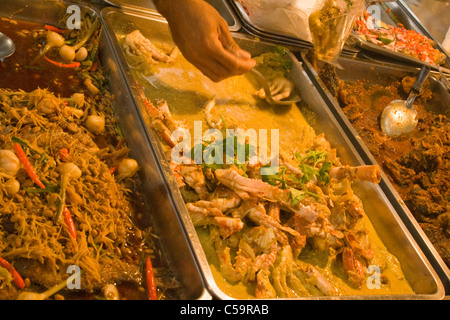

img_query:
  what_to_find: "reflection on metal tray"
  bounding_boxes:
[0,0,210,300]
[348,1,450,72]
[100,6,444,299]
[299,50,450,294]
[100,0,241,31]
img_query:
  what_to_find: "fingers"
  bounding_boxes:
[188,41,255,82]
[163,0,256,82]
[218,27,256,74]
[184,21,255,82]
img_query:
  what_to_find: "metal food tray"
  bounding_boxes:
[0,0,210,300]
[100,6,444,299]
[395,0,450,67]
[225,0,314,49]
[299,50,450,294]
[348,1,450,72]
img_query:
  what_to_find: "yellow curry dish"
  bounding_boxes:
[119,28,415,299]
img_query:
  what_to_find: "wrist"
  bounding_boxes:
[154,0,197,18]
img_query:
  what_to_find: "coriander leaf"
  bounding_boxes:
[262,166,288,189]
[318,161,332,184]
[290,187,306,206]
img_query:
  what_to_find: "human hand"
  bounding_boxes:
[154,0,256,82]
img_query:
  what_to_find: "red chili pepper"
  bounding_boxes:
[59,148,71,162]
[90,60,98,72]
[63,207,78,252]
[145,256,157,300]
[44,24,67,34]
[44,56,80,68]
[116,138,124,149]
[63,207,77,240]
[110,165,118,175]
[13,143,45,189]
[0,257,25,289]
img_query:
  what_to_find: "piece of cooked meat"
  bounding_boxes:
[122,30,178,64]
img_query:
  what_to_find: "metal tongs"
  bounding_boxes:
[251,69,301,106]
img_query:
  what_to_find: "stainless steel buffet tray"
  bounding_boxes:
[100,6,444,299]
[299,50,450,294]
[0,0,210,300]
[347,1,450,72]
[225,0,315,50]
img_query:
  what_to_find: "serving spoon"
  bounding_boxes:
[380,66,430,137]
[250,69,301,106]
[0,32,15,60]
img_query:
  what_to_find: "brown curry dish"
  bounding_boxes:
[319,63,450,268]
[0,15,182,300]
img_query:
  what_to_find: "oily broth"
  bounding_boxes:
[130,48,316,153]
[123,37,414,297]
[0,19,80,96]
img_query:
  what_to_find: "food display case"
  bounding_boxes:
[99,5,444,299]
[0,0,448,301]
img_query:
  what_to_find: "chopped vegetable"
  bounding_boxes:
[90,60,98,72]
[0,149,20,176]
[63,207,78,252]
[116,158,138,181]
[58,17,99,63]
[75,47,88,62]
[59,148,71,162]
[354,13,447,65]
[54,163,82,223]
[59,45,76,61]
[44,25,67,34]
[11,136,44,155]
[0,257,25,289]
[67,93,85,107]
[17,268,81,300]
[32,30,65,64]
[13,143,45,189]
[262,166,288,189]
[84,78,100,95]
[110,165,118,175]
[62,207,77,240]
[145,256,157,300]
[85,114,105,134]
[4,178,20,195]
[44,56,80,68]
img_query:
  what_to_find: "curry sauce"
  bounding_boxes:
[121,35,415,298]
